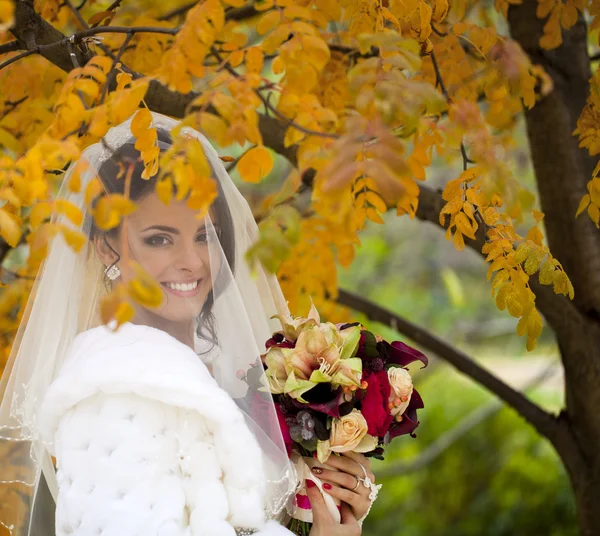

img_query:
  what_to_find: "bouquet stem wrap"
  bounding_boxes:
[289,452,341,524]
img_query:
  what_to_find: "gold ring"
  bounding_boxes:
[352,476,361,492]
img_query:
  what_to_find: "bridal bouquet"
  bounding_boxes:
[252,305,427,534]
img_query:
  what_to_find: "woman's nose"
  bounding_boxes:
[174,242,205,273]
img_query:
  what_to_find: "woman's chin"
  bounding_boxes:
[145,299,207,325]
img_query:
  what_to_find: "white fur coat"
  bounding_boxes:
[40,323,295,536]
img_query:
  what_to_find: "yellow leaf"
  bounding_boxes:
[155,178,173,205]
[238,145,274,183]
[528,307,543,336]
[454,212,477,239]
[134,127,156,152]
[366,207,384,224]
[576,193,591,217]
[229,49,245,67]
[127,261,164,308]
[0,127,20,153]
[131,108,153,137]
[116,72,132,91]
[88,10,114,25]
[85,177,104,208]
[452,230,465,251]
[30,202,53,229]
[94,194,137,230]
[68,160,87,193]
[364,191,387,213]
[513,242,531,264]
[55,199,83,226]
[526,226,544,247]
[0,209,21,247]
[524,249,544,275]
[588,202,600,227]
[100,285,134,328]
[246,46,264,74]
[539,259,555,285]
[75,78,100,100]
[257,10,281,35]
[59,225,86,252]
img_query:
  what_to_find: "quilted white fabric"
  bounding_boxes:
[40,323,295,536]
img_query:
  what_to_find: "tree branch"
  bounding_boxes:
[335,287,563,442]
[376,361,559,478]
[0,41,23,55]
[160,2,259,21]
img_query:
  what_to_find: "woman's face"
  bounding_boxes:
[99,192,220,324]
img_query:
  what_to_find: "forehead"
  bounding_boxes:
[128,193,214,228]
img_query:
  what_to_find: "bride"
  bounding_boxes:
[0,113,375,535]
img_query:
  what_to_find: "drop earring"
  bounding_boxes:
[104,264,121,281]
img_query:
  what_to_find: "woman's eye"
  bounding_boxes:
[196,233,209,243]
[144,235,170,246]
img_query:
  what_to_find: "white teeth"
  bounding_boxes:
[165,280,199,292]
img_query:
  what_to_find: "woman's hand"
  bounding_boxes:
[311,452,376,522]
[306,480,361,536]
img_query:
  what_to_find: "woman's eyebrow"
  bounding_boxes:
[141,224,217,233]
[141,225,180,233]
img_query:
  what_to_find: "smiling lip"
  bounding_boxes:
[161,279,203,298]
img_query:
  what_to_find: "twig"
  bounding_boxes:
[209,46,339,140]
[2,96,28,117]
[430,50,449,99]
[91,0,125,28]
[0,50,37,72]
[0,41,22,55]
[66,25,178,39]
[99,32,133,104]
[66,38,80,69]
[431,23,448,37]
[2,25,179,71]
[159,1,198,20]
[64,0,89,29]
[335,288,563,442]
[224,4,260,21]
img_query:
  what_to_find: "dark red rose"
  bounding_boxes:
[275,403,293,456]
[361,371,393,437]
[250,393,293,457]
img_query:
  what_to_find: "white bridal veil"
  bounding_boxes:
[0,112,298,534]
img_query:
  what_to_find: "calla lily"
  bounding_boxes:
[338,325,361,359]
[272,302,321,343]
[264,346,289,394]
[283,370,323,401]
[288,325,341,381]
[331,357,363,388]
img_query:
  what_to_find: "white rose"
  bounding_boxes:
[388,367,413,417]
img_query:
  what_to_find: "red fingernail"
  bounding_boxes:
[306,479,316,489]
[313,451,318,459]
[323,483,332,490]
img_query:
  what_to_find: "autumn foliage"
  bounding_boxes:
[0,0,596,368]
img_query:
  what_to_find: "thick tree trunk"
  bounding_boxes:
[507,4,600,535]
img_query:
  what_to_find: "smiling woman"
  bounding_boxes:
[0,113,311,536]
[93,131,235,346]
